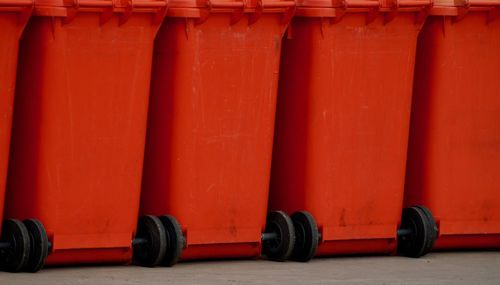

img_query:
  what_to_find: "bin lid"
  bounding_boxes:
[167,0,295,9]
[34,0,164,8]
[31,0,168,18]
[294,0,433,9]
[296,0,379,8]
[0,0,33,9]
[433,0,500,6]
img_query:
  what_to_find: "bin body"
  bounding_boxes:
[0,1,30,234]
[405,5,500,250]
[5,1,162,265]
[140,5,291,260]
[269,3,427,256]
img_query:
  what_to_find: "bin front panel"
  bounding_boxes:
[141,14,284,259]
[405,12,500,250]
[0,9,29,234]
[6,13,158,264]
[270,13,422,255]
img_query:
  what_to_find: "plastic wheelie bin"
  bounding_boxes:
[2,0,170,272]
[268,0,438,261]
[0,0,33,273]
[405,0,500,250]
[139,0,297,265]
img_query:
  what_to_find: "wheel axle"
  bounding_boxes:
[261,232,278,241]
[397,228,413,237]
[132,237,148,246]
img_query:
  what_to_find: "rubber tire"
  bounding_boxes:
[398,206,437,258]
[262,211,295,262]
[159,215,184,267]
[414,205,438,254]
[23,219,49,273]
[0,219,31,272]
[133,215,167,267]
[290,211,319,262]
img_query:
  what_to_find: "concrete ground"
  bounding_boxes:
[1,252,499,284]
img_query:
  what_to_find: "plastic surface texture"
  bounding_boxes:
[5,2,162,265]
[405,5,500,250]
[269,4,427,256]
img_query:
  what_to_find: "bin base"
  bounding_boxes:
[45,248,132,266]
[316,238,397,257]
[433,235,500,251]
[181,243,261,261]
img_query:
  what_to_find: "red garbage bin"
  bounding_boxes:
[405,0,500,250]
[3,0,170,272]
[139,0,297,265]
[268,0,438,261]
[0,0,32,273]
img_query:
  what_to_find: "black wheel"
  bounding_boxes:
[398,206,437,258]
[159,215,184,267]
[23,219,49,272]
[414,205,438,254]
[133,215,167,267]
[0,219,30,272]
[262,211,295,261]
[290,211,319,262]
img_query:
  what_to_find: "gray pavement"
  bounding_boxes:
[1,252,499,284]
